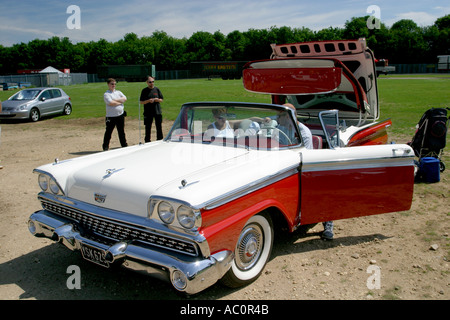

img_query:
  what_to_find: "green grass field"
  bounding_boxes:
[376,75,450,136]
[1,75,449,138]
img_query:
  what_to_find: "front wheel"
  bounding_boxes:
[30,108,40,122]
[221,213,273,288]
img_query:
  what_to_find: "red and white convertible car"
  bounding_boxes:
[28,39,415,294]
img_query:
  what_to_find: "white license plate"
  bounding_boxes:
[80,243,109,268]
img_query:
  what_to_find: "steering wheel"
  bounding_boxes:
[258,120,292,145]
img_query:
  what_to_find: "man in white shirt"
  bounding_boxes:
[102,78,128,151]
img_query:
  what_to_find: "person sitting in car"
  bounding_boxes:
[204,108,235,139]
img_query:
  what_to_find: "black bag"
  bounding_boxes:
[410,108,448,157]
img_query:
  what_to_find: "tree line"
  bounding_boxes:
[0,15,448,75]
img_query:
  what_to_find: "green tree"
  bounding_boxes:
[291,27,315,43]
[186,31,226,61]
[242,28,271,60]
[433,15,450,55]
[315,26,343,41]
[85,39,114,73]
[390,19,428,63]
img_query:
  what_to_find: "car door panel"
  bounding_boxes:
[299,145,415,225]
[50,89,64,113]
[37,90,53,115]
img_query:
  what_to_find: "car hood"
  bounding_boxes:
[1,100,32,109]
[36,141,299,217]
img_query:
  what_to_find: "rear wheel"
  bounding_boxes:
[63,104,72,115]
[221,213,273,288]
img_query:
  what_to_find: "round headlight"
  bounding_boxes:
[158,201,175,224]
[38,174,49,191]
[49,178,60,194]
[177,205,197,229]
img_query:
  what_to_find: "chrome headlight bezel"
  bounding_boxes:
[177,205,200,229]
[36,171,64,196]
[49,178,61,194]
[157,201,176,224]
[38,174,49,191]
[149,198,202,231]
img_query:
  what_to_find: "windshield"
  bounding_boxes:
[10,89,41,101]
[166,103,303,150]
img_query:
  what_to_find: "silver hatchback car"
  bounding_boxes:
[0,87,72,122]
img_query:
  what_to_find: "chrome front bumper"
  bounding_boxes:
[28,210,233,295]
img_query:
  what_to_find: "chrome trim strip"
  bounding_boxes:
[203,164,300,210]
[302,155,414,173]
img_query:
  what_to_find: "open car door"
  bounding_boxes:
[298,110,415,224]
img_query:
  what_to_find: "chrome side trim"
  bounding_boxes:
[302,155,414,173]
[202,164,299,210]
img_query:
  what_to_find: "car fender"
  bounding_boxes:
[200,174,300,255]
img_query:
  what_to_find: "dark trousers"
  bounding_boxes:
[103,115,127,150]
[144,114,163,142]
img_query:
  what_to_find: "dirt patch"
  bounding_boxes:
[0,117,448,300]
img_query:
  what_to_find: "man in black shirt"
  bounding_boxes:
[139,76,164,142]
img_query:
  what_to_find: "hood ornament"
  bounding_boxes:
[179,179,199,189]
[103,168,124,179]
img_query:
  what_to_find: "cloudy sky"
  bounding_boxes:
[0,0,449,46]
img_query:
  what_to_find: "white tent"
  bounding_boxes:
[39,66,71,86]
[39,66,63,74]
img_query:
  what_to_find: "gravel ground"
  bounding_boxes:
[0,117,448,301]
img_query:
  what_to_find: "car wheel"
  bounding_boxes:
[30,108,40,122]
[221,212,273,288]
[63,104,72,115]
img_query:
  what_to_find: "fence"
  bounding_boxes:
[156,70,191,80]
[389,63,444,74]
[0,73,88,88]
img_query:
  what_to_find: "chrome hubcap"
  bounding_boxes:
[235,224,263,271]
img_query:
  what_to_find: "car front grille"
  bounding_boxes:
[41,199,198,256]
